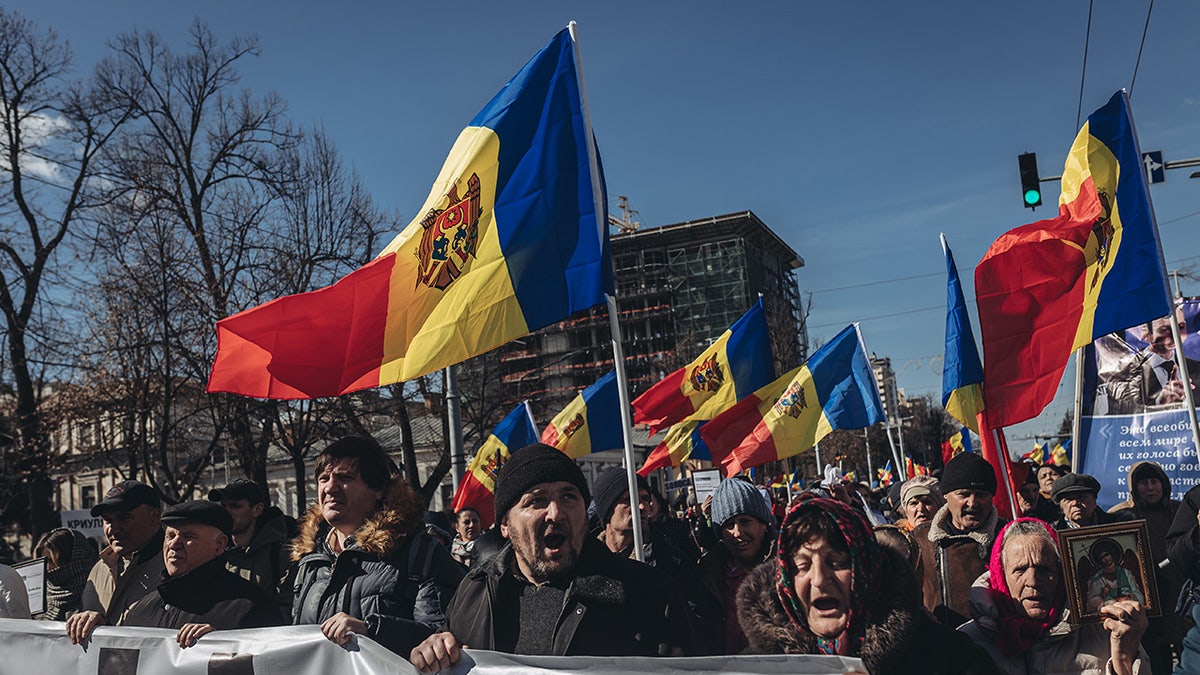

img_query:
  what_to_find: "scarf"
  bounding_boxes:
[774,494,880,656]
[986,518,1067,656]
[37,529,98,620]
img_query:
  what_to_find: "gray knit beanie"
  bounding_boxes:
[711,477,774,530]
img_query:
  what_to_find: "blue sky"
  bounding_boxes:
[13,1,1200,449]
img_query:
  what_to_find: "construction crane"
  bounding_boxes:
[608,195,641,234]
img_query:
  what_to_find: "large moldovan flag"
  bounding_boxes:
[542,370,623,459]
[635,300,774,474]
[702,324,886,475]
[941,235,985,433]
[975,91,1171,428]
[207,29,610,398]
[450,402,539,528]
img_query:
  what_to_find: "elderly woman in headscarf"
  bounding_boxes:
[895,475,944,532]
[33,528,99,620]
[737,494,998,674]
[958,518,1148,675]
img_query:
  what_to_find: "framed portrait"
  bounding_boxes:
[1057,520,1160,623]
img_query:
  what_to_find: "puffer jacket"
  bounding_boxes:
[738,546,999,674]
[444,538,699,657]
[959,571,1146,675]
[916,504,1006,626]
[291,501,463,655]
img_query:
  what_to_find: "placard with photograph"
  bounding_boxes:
[1057,520,1159,622]
[13,558,47,616]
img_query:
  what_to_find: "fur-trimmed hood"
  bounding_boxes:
[291,477,422,562]
[737,546,924,673]
[928,502,1000,559]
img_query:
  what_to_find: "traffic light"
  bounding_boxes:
[1018,152,1042,209]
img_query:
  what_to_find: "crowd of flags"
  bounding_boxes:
[201,25,1173,519]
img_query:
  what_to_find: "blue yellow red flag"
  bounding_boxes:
[636,300,774,474]
[877,459,895,487]
[940,235,984,433]
[940,426,971,465]
[541,370,623,458]
[208,29,610,398]
[1021,443,1045,465]
[450,402,538,527]
[702,324,886,475]
[1051,439,1072,467]
[975,91,1172,428]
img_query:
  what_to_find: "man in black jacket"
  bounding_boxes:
[123,501,284,647]
[409,443,698,672]
[209,479,296,611]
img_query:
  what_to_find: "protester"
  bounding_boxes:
[1016,467,1060,524]
[408,443,698,672]
[0,563,30,619]
[292,436,463,656]
[32,528,98,620]
[1050,473,1132,530]
[896,475,944,531]
[450,507,482,568]
[916,451,1007,626]
[645,481,701,561]
[123,501,284,647]
[696,477,777,654]
[737,495,998,674]
[1168,481,1200,624]
[68,480,165,644]
[1110,461,1184,675]
[959,518,1148,675]
[208,479,296,609]
[1175,604,1200,675]
[1037,464,1067,502]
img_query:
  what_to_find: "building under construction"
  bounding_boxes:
[497,210,806,420]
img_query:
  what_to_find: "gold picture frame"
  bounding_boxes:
[1057,519,1160,623]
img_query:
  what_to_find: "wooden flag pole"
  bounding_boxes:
[570,20,645,562]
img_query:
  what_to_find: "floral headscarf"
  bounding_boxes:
[774,494,881,655]
[986,517,1067,655]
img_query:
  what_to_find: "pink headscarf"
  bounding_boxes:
[986,518,1067,655]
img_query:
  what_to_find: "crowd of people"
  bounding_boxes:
[8,438,1200,673]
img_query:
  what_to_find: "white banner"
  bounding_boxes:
[0,620,864,675]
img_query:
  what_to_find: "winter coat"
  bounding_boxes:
[1168,483,1200,582]
[737,546,999,675]
[224,506,296,611]
[123,556,285,630]
[1052,507,1133,531]
[444,538,699,657]
[80,528,166,625]
[959,570,1147,675]
[291,503,463,656]
[916,504,1006,626]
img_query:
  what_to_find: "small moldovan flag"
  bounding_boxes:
[940,235,985,433]
[450,402,538,527]
[940,426,971,465]
[208,29,610,398]
[702,324,886,475]
[542,370,623,459]
[1021,443,1045,465]
[877,460,895,487]
[1051,439,1072,467]
[975,91,1172,428]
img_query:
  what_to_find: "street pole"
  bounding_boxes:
[446,365,464,491]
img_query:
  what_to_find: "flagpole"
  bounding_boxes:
[863,428,874,488]
[523,400,539,436]
[814,441,823,474]
[447,366,465,492]
[883,423,902,477]
[569,21,645,562]
[1071,349,1083,474]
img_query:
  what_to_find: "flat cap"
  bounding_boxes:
[90,480,161,517]
[161,500,234,536]
[1050,473,1101,502]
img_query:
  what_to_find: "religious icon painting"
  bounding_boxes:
[1057,519,1160,623]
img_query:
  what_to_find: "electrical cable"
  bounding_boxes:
[1129,0,1155,97]
[1076,0,1094,131]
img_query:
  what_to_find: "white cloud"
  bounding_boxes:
[0,105,73,183]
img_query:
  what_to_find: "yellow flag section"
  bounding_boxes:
[702,325,886,475]
[207,30,609,399]
[541,371,622,459]
[451,402,539,527]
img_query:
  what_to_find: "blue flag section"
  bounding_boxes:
[1079,297,1200,509]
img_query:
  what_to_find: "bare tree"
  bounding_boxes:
[0,9,133,539]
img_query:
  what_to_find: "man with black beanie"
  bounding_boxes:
[915,451,1008,626]
[410,443,699,672]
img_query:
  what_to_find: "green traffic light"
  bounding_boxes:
[1024,189,1041,205]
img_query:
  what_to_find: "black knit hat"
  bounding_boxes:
[161,500,234,536]
[494,443,590,523]
[592,467,649,525]
[940,452,997,495]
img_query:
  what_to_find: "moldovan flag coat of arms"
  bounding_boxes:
[451,402,538,528]
[635,299,775,474]
[702,324,886,476]
[542,370,623,459]
[207,29,611,398]
[975,90,1172,428]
